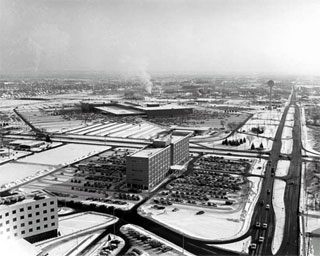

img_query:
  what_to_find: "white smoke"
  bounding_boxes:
[28,37,42,73]
[139,69,153,94]
[120,56,153,94]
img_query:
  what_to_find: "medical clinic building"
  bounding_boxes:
[126,131,192,190]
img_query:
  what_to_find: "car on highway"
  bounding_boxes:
[266,204,270,210]
[255,221,261,228]
[263,223,268,229]
[267,189,271,194]
[258,236,264,243]
[250,243,257,250]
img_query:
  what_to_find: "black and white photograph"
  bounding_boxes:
[0,0,319,255]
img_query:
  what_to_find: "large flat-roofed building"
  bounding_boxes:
[0,190,58,243]
[126,131,192,190]
[126,147,171,190]
[94,106,145,116]
[135,104,193,118]
[83,101,193,118]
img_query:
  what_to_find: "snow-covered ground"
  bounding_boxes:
[0,149,31,164]
[206,109,283,152]
[280,108,294,156]
[275,160,290,177]
[300,107,320,155]
[40,232,102,256]
[0,163,55,188]
[139,177,263,241]
[36,212,118,256]
[0,144,110,190]
[250,159,267,176]
[21,144,109,165]
[207,236,251,254]
[281,139,293,155]
[59,212,117,236]
[271,179,286,255]
[0,237,41,256]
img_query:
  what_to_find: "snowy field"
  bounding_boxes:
[0,149,31,164]
[300,107,320,156]
[275,160,290,177]
[21,144,109,165]
[139,177,263,241]
[271,179,286,255]
[305,216,320,234]
[209,109,283,152]
[250,159,267,176]
[0,99,43,109]
[208,236,251,254]
[210,132,273,152]
[59,212,117,236]
[308,236,320,256]
[0,144,109,190]
[0,163,55,188]
[281,125,293,154]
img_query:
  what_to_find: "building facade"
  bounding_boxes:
[126,146,171,190]
[170,131,191,165]
[0,190,58,242]
[126,131,192,190]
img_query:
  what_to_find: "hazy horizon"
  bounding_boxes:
[1,0,320,77]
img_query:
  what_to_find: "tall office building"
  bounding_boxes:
[126,131,192,190]
[170,130,191,165]
[0,190,58,243]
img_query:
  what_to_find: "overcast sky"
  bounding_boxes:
[1,0,320,76]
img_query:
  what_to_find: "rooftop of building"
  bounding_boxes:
[0,190,52,210]
[95,106,144,115]
[130,147,167,158]
[135,104,193,111]
[9,140,45,147]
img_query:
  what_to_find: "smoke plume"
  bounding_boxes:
[120,56,153,94]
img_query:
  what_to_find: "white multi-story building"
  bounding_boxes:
[0,190,58,242]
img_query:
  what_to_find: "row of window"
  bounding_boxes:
[0,222,56,236]
[0,215,56,227]
[0,207,55,219]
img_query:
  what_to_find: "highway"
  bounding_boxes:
[248,87,301,256]
[3,133,271,158]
